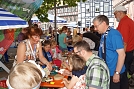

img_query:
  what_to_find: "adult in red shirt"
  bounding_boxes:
[114,5,134,75]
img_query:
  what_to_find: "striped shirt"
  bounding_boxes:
[86,54,110,89]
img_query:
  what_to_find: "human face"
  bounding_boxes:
[31,35,40,44]
[74,47,82,56]
[65,29,68,33]
[43,45,51,52]
[67,31,71,36]
[68,61,73,71]
[114,11,121,22]
[93,20,104,34]
[51,44,56,49]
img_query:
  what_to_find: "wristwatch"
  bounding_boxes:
[115,71,120,75]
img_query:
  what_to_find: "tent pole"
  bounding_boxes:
[54,0,57,42]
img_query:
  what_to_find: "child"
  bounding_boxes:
[61,54,87,89]
[42,40,53,68]
[6,61,45,89]
[49,40,62,59]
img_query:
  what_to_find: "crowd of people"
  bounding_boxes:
[6,5,134,89]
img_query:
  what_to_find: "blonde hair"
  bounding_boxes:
[69,54,85,71]
[8,62,42,89]
[72,35,82,45]
[51,40,57,46]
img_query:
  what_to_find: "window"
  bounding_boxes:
[70,17,72,21]
[104,3,109,12]
[86,9,90,13]
[74,16,76,21]
[95,3,100,12]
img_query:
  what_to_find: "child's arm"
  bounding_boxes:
[62,61,70,70]
[63,75,79,89]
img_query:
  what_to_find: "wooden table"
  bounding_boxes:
[41,74,67,88]
[41,79,64,88]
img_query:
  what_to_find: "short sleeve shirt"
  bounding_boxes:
[117,15,134,51]
[99,27,125,76]
[58,33,67,48]
[46,52,52,62]
[86,54,110,89]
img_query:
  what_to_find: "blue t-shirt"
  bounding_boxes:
[99,27,125,76]
[42,49,52,62]
[46,52,52,62]
[42,50,52,68]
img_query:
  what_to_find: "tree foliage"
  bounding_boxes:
[35,0,87,22]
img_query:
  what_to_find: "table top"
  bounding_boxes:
[41,74,67,88]
[41,79,64,88]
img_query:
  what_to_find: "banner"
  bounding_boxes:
[0,29,14,55]
[0,0,43,21]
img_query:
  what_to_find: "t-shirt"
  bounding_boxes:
[66,35,72,45]
[117,15,134,52]
[18,32,26,42]
[99,27,125,76]
[58,33,67,48]
[42,49,52,62]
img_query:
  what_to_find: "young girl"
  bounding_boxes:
[49,40,62,59]
[62,54,87,89]
[42,40,53,68]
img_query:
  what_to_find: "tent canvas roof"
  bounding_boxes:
[0,8,28,30]
[31,14,67,23]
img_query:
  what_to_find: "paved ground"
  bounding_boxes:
[0,43,17,79]
[0,60,13,79]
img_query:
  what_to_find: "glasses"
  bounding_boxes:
[94,22,103,28]
[75,50,81,54]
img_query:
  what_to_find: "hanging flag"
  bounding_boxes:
[0,0,43,21]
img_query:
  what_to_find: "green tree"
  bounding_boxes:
[35,0,87,22]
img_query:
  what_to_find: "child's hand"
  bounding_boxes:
[62,69,72,76]
[62,78,70,85]
[62,62,70,70]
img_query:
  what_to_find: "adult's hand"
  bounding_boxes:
[113,73,120,83]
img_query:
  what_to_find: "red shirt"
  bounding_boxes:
[117,15,134,52]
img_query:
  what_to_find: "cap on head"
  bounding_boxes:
[113,5,127,13]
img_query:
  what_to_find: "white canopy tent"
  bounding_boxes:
[31,13,67,23]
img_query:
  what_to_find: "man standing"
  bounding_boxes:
[113,5,134,75]
[74,40,110,89]
[93,15,128,89]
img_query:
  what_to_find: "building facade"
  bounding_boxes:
[78,0,114,28]
[48,5,78,23]
[48,0,117,30]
